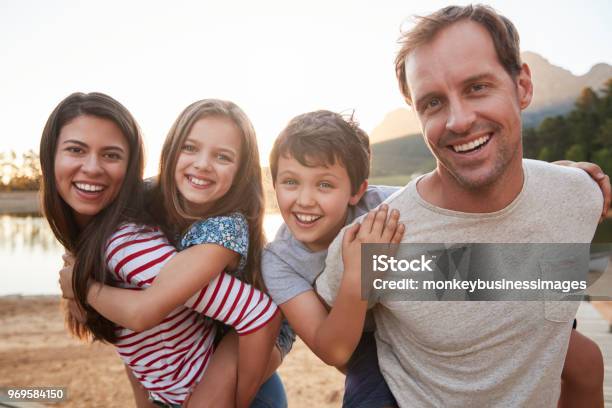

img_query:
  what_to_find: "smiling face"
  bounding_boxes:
[174,116,242,216]
[405,20,532,190]
[275,154,363,252]
[54,115,129,227]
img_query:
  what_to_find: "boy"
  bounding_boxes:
[263,110,402,407]
[263,110,606,407]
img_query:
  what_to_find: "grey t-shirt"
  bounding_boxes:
[262,185,399,305]
[316,159,603,407]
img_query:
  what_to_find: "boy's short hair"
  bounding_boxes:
[270,110,371,195]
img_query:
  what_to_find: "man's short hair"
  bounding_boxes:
[395,4,522,103]
[270,110,371,195]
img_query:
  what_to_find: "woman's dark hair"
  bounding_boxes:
[40,92,146,343]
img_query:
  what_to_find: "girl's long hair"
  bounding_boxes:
[150,99,266,290]
[40,92,146,343]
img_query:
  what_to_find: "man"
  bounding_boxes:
[316,5,604,407]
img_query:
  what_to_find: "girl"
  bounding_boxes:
[43,93,280,407]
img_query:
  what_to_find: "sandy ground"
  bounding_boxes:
[0,296,344,408]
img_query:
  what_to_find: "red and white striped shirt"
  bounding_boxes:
[105,223,278,405]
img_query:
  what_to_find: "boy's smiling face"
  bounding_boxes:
[275,154,365,252]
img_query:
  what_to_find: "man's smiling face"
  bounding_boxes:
[404,20,532,190]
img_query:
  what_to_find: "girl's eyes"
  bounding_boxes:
[281,179,297,186]
[217,154,232,162]
[319,182,333,189]
[181,144,196,152]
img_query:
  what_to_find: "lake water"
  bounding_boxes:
[0,213,284,296]
[3,214,612,296]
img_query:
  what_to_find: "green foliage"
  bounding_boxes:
[523,77,612,169]
[0,149,41,191]
[565,144,587,162]
[368,174,414,186]
[537,146,553,162]
[592,148,612,176]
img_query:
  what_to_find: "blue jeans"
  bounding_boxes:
[343,331,398,408]
[150,372,287,407]
[251,372,288,408]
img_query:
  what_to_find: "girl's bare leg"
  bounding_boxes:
[186,330,239,408]
[124,364,156,408]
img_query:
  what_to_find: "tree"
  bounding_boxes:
[598,118,612,149]
[522,127,539,159]
[537,146,553,162]
[598,78,612,120]
[0,150,41,191]
[565,144,587,162]
[569,87,601,160]
[593,148,612,177]
[537,116,569,161]
[0,151,18,190]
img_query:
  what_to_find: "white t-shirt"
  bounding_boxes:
[316,159,602,407]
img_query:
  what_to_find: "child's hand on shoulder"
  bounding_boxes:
[59,262,75,299]
[342,204,405,278]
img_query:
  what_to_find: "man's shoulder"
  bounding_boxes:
[524,159,602,229]
[525,159,601,200]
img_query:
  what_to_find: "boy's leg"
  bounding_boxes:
[343,331,398,408]
[559,329,604,408]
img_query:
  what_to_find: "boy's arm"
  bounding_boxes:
[281,206,404,367]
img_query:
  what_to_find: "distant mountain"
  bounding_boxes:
[521,52,612,126]
[370,134,434,179]
[369,108,421,144]
[370,52,612,143]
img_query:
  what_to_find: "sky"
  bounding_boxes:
[1,0,611,175]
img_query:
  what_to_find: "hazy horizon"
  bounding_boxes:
[2,0,610,174]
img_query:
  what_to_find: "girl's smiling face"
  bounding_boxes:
[174,116,242,215]
[54,115,129,227]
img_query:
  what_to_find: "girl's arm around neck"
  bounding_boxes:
[88,243,239,332]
